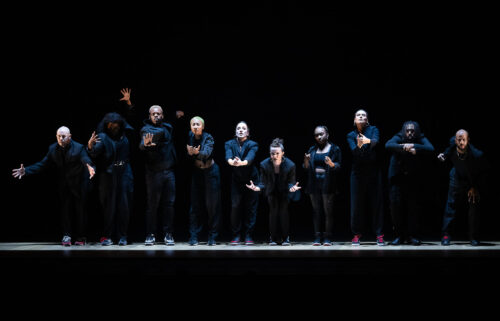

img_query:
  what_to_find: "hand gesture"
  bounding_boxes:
[402,143,414,152]
[187,145,200,155]
[233,157,241,167]
[468,187,480,204]
[437,153,446,162]
[192,145,200,155]
[119,88,132,105]
[12,164,25,180]
[246,180,261,192]
[289,182,301,193]
[304,153,311,168]
[88,131,100,150]
[357,134,370,148]
[409,148,416,155]
[176,110,185,119]
[86,164,95,179]
[143,133,156,147]
[324,156,335,168]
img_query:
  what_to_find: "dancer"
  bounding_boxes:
[246,138,301,246]
[87,112,134,246]
[225,121,259,245]
[186,116,221,246]
[385,121,434,245]
[346,109,385,246]
[438,129,487,246]
[12,126,95,246]
[303,125,341,246]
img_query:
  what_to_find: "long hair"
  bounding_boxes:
[96,112,125,135]
[400,120,422,142]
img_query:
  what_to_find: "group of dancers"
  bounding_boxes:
[12,89,488,247]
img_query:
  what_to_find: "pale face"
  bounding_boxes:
[191,119,204,136]
[149,107,164,125]
[270,146,284,165]
[354,110,368,126]
[235,122,249,139]
[56,128,71,147]
[455,131,469,153]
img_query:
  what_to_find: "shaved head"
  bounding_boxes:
[56,126,72,147]
[455,129,469,153]
[456,129,469,138]
[57,126,71,135]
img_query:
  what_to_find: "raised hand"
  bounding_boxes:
[289,182,301,193]
[143,133,156,147]
[119,88,132,105]
[86,164,95,179]
[246,180,261,192]
[304,153,311,168]
[192,145,200,155]
[88,131,101,150]
[324,156,335,168]
[12,164,25,180]
[437,153,446,162]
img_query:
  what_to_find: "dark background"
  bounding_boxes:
[2,3,497,243]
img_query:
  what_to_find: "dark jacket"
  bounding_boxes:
[303,142,342,194]
[347,125,380,172]
[87,132,130,174]
[385,133,434,181]
[25,140,94,187]
[139,119,176,172]
[257,157,298,200]
[187,131,215,165]
[224,138,259,182]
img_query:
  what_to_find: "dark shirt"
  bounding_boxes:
[385,133,434,180]
[187,131,215,166]
[139,119,176,172]
[87,133,130,174]
[347,125,380,172]
[25,140,94,186]
[257,157,296,198]
[224,138,259,182]
[304,142,342,194]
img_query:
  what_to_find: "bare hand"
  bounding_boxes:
[402,143,414,152]
[192,145,200,155]
[119,88,132,105]
[289,182,301,193]
[324,156,335,168]
[437,153,446,162]
[86,164,95,179]
[176,110,184,119]
[357,134,370,148]
[409,148,416,155]
[88,131,101,150]
[143,133,156,147]
[12,164,25,180]
[304,153,311,168]
[246,180,261,192]
[468,187,480,204]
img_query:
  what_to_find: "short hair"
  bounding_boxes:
[235,121,250,136]
[269,138,284,152]
[149,105,163,114]
[190,116,205,129]
[314,125,329,135]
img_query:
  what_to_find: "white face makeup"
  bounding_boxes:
[270,146,284,165]
[354,109,368,126]
[191,119,204,136]
[56,127,71,147]
[235,122,249,139]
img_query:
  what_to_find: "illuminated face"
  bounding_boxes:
[405,124,416,140]
[235,122,249,139]
[314,127,328,145]
[190,118,204,136]
[354,110,368,126]
[455,131,469,153]
[270,146,284,165]
[149,106,164,125]
[56,127,71,147]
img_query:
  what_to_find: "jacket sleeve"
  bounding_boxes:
[225,140,234,161]
[196,134,214,161]
[332,146,342,171]
[413,137,435,153]
[385,134,404,153]
[87,136,105,159]
[257,165,267,192]
[80,147,95,170]
[24,148,54,176]
[287,163,296,190]
[244,141,259,165]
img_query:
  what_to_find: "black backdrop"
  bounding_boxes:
[2,4,497,243]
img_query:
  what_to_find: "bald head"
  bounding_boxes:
[149,105,164,126]
[56,126,72,147]
[455,129,469,153]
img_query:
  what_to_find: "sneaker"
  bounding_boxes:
[189,236,198,246]
[74,238,86,246]
[376,234,385,246]
[244,235,255,245]
[351,234,361,246]
[410,237,421,246]
[282,237,291,246]
[323,238,332,246]
[312,234,321,246]
[208,237,216,246]
[100,237,113,246]
[118,237,127,246]
[269,237,278,246]
[470,239,480,246]
[441,235,450,246]
[391,236,402,245]
[164,233,175,246]
[145,234,155,246]
[230,236,240,245]
[62,235,71,247]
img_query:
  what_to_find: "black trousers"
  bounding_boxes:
[58,182,89,239]
[189,163,221,240]
[442,172,480,240]
[309,193,335,237]
[350,170,384,237]
[145,168,176,236]
[267,193,290,243]
[389,174,421,239]
[230,180,258,237]
[98,164,134,240]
